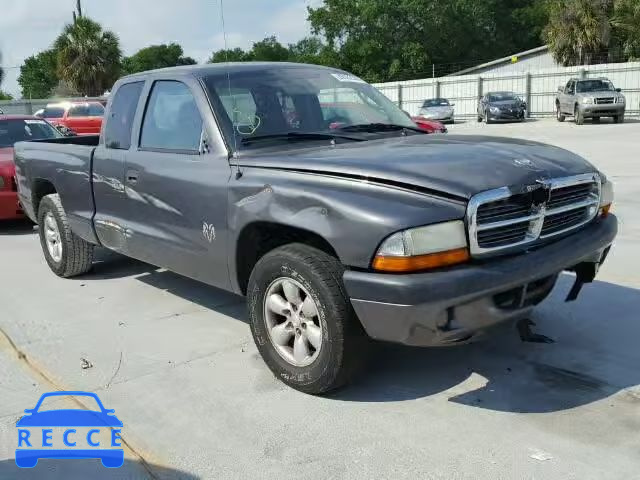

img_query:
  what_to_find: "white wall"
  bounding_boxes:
[374,61,640,119]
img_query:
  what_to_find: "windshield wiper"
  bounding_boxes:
[337,123,426,134]
[240,131,364,145]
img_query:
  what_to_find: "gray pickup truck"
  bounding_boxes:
[556,77,626,125]
[15,63,617,394]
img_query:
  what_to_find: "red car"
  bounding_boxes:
[0,115,62,220]
[412,116,448,134]
[35,101,105,135]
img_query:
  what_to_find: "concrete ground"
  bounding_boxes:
[1,118,639,479]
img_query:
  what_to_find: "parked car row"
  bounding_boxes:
[34,101,105,135]
[0,115,62,220]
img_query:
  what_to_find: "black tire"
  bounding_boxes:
[477,114,483,123]
[485,109,493,124]
[574,105,584,125]
[556,103,565,122]
[592,116,600,123]
[614,114,624,124]
[37,194,94,277]
[247,243,367,394]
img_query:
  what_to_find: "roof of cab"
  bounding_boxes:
[120,61,343,81]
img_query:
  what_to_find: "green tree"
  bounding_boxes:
[0,91,13,100]
[308,0,550,81]
[54,17,122,96]
[612,0,640,59]
[122,43,196,75]
[18,50,59,99]
[288,37,338,65]
[544,0,614,65]
[208,47,251,63]
[250,36,290,61]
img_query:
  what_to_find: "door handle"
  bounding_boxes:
[126,170,139,185]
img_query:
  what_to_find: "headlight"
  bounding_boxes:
[489,106,500,114]
[599,177,614,218]
[582,97,594,104]
[616,96,625,104]
[372,220,469,272]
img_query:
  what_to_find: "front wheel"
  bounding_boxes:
[247,244,367,394]
[485,110,493,124]
[37,194,94,277]
[556,104,565,122]
[614,114,625,124]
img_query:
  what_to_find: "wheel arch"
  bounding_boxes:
[234,221,340,296]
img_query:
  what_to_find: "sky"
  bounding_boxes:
[0,0,319,97]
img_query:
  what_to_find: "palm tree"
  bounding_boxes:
[544,0,614,66]
[54,17,122,97]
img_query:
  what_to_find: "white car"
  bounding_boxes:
[418,98,455,123]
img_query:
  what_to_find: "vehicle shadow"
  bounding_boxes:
[332,274,640,412]
[73,254,640,414]
[0,219,35,236]
[0,457,199,479]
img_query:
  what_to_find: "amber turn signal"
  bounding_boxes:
[372,247,470,273]
[600,203,612,218]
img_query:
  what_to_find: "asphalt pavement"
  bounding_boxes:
[1,117,639,479]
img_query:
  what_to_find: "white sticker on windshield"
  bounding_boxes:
[330,73,367,84]
[24,120,46,125]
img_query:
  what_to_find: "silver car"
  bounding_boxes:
[556,77,625,125]
[418,98,455,123]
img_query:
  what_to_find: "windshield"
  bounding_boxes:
[423,98,450,107]
[0,119,62,148]
[576,80,614,93]
[488,92,518,102]
[203,66,415,149]
[39,107,66,119]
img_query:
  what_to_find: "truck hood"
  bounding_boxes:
[237,134,597,200]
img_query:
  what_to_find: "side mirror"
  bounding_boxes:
[450,103,456,107]
[615,88,622,93]
[558,86,564,93]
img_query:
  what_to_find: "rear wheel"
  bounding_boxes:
[247,244,367,394]
[37,194,94,277]
[556,103,565,122]
[574,105,584,125]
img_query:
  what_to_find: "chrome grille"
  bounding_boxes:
[595,97,614,104]
[467,173,601,256]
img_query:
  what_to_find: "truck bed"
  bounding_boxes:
[14,136,99,243]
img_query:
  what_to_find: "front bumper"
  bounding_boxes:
[344,215,617,346]
[579,104,625,117]
[488,109,525,121]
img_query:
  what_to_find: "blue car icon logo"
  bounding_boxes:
[16,391,124,468]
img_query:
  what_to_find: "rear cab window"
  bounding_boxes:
[104,81,144,149]
[68,105,90,117]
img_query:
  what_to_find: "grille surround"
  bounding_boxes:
[467,173,601,256]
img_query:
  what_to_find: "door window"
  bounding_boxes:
[140,81,203,152]
[88,103,105,117]
[566,81,575,95]
[104,81,144,150]
[68,105,90,117]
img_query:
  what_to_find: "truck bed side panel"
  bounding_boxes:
[14,140,99,244]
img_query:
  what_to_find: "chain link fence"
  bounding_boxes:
[375,60,640,121]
